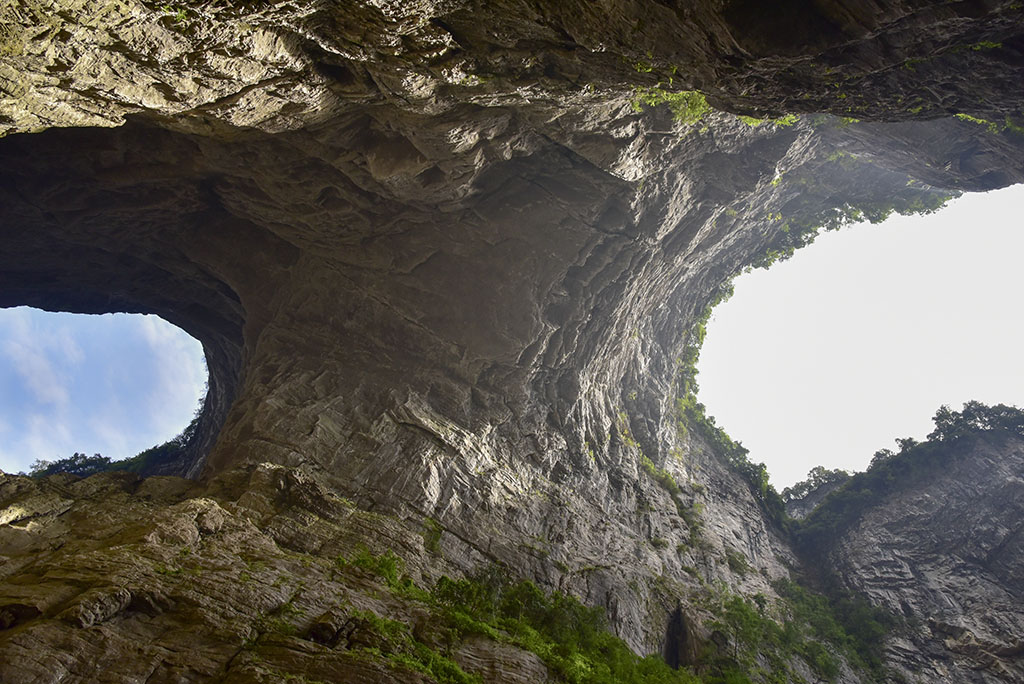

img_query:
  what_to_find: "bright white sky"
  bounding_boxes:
[697,183,1024,490]
[0,310,206,474]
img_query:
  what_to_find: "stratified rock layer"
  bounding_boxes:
[1,1,1024,682]
[824,436,1024,683]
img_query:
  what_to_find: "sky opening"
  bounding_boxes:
[696,183,1024,490]
[0,308,207,474]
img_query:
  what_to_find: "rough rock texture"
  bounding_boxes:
[0,467,450,683]
[786,478,850,521]
[822,435,1024,683]
[0,448,804,683]
[2,1,1024,682]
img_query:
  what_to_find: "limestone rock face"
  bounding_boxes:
[822,436,1024,683]
[1,1,1024,682]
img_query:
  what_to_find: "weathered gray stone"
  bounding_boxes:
[822,436,1024,683]
[1,1,1024,682]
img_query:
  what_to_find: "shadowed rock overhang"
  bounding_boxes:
[1,0,1022,479]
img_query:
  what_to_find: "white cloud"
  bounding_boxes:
[0,309,71,406]
[13,413,75,467]
[0,449,24,474]
[54,326,85,365]
[93,414,131,457]
[139,315,207,440]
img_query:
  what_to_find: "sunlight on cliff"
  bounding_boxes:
[696,183,1024,489]
[0,307,207,474]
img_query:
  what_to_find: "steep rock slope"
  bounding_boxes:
[1,1,1024,682]
[818,435,1024,683]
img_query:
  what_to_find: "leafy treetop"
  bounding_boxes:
[793,401,1024,550]
[781,466,850,503]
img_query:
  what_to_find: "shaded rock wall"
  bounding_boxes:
[2,1,1024,682]
[822,436,1024,683]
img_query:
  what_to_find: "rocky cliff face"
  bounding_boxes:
[1,1,1024,682]
[821,435,1024,683]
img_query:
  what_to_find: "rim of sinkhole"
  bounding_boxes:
[694,183,1024,491]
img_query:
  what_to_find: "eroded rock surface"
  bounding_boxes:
[822,436,1024,683]
[2,1,1024,682]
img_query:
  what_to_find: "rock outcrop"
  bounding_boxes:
[1,1,1024,682]
[821,435,1024,683]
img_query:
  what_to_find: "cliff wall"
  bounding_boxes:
[1,1,1024,682]
[820,435,1024,683]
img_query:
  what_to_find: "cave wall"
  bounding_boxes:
[2,1,1024,682]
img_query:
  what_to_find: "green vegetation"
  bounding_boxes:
[350,609,480,684]
[723,550,750,577]
[1003,116,1024,136]
[955,112,1001,134]
[28,413,202,478]
[793,401,1024,551]
[632,90,803,131]
[676,283,734,405]
[336,545,404,586]
[632,87,712,125]
[336,544,428,601]
[431,572,702,684]
[336,547,894,684]
[629,423,703,537]
[640,454,682,498]
[334,546,704,684]
[686,403,788,528]
[701,587,837,683]
[747,184,951,272]
[671,283,787,528]
[347,555,899,684]
[743,147,953,273]
[623,416,702,537]
[423,517,444,554]
[780,467,850,503]
[159,4,189,23]
[928,401,1024,440]
[772,579,896,680]
[736,114,800,128]
[954,111,1024,136]
[697,576,899,684]
[672,160,951,527]
[27,452,113,478]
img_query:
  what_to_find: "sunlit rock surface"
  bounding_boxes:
[1,1,1024,682]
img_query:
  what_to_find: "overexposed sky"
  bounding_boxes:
[0,309,207,474]
[696,183,1024,489]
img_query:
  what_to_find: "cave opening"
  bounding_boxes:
[0,306,208,476]
[663,606,689,670]
[694,183,1024,489]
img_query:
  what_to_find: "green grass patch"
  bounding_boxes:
[432,573,702,684]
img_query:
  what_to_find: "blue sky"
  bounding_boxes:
[697,183,1024,488]
[0,309,206,474]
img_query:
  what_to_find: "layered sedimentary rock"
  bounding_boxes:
[822,436,1024,683]
[1,1,1024,682]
